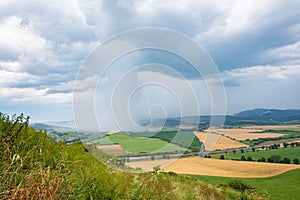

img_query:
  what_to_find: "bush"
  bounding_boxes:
[281,157,291,164]
[241,155,246,161]
[220,155,225,160]
[246,156,253,161]
[293,158,299,164]
[267,155,281,163]
[226,180,254,193]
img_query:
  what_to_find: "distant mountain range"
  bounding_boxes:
[32,108,300,131]
[234,108,300,121]
[145,108,300,129]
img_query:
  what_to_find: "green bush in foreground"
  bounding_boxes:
[0,113,262,199]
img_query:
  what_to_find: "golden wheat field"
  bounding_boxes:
[127,158,300,177]
[194,132,248,151]
[216,128,285,140]
[243,125,300,130]
[164,158,300,178]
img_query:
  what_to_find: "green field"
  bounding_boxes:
[212,146,300,161]
[189,168,300,200]
[93,133,187,153]
[131,130,202,151]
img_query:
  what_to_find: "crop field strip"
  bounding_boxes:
[194,131,248,151]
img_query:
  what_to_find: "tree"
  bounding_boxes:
[293,158,299,164]
[281,157,291,164]
[150,155,155,161]
[251,147,255,152]
[233,149,236,154]
[261,157,266,162]
[241,155,246,161]
[267,155,281,163]
[283,142,289,148]
[220,155,225,160]
[240,148,244,154]
[153,165,161,174]
[247,156,253,161]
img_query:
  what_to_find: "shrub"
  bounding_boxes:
[220,155,225,160]
[241,155,246,161]
[281,157,291,164]
[293,158,299,164]
[267,155,281,163]
[226,180,254,193]
[246,156,253,161]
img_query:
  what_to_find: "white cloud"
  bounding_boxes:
[0,69,38,87]
[265,41,300,64]
[0,0,300,122]
[0,87,72,104]
[223,65,300,84]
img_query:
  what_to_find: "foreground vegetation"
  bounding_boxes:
[0,113,260,199]
[190,169,300,200]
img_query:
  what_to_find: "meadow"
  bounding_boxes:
[190,169,300,200]
[131,130,202,151]
[93,133,187,153]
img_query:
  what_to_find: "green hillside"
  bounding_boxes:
[190,169,300,200]
[0,113,260,199]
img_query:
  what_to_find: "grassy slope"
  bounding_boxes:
[93,133,187,153]
[212,146,300,161]
[0,113,260,200]
[190,169,300,200]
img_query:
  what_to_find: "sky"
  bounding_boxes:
[0,0,300,127]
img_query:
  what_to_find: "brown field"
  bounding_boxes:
[105,131,120,135]
[216,128,285,140]
[96,144,126,154]
[194,132,248,151]
[259,139,300,146]
[243,125,300,130]
[127,159,177,172]
[163,158,300,178]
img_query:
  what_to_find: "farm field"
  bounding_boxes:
[131,130,202,151]
[259,138,300,146]
[127,157,300,177]
[217,128,285,140]
[163,158,300,178]
[211,146,300,161]
[126,159,178,171]
[96,144,126,154]
[194,132,248,150]
[93,133,187,154]
[243,124,300,131]
[190,169,300,200]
